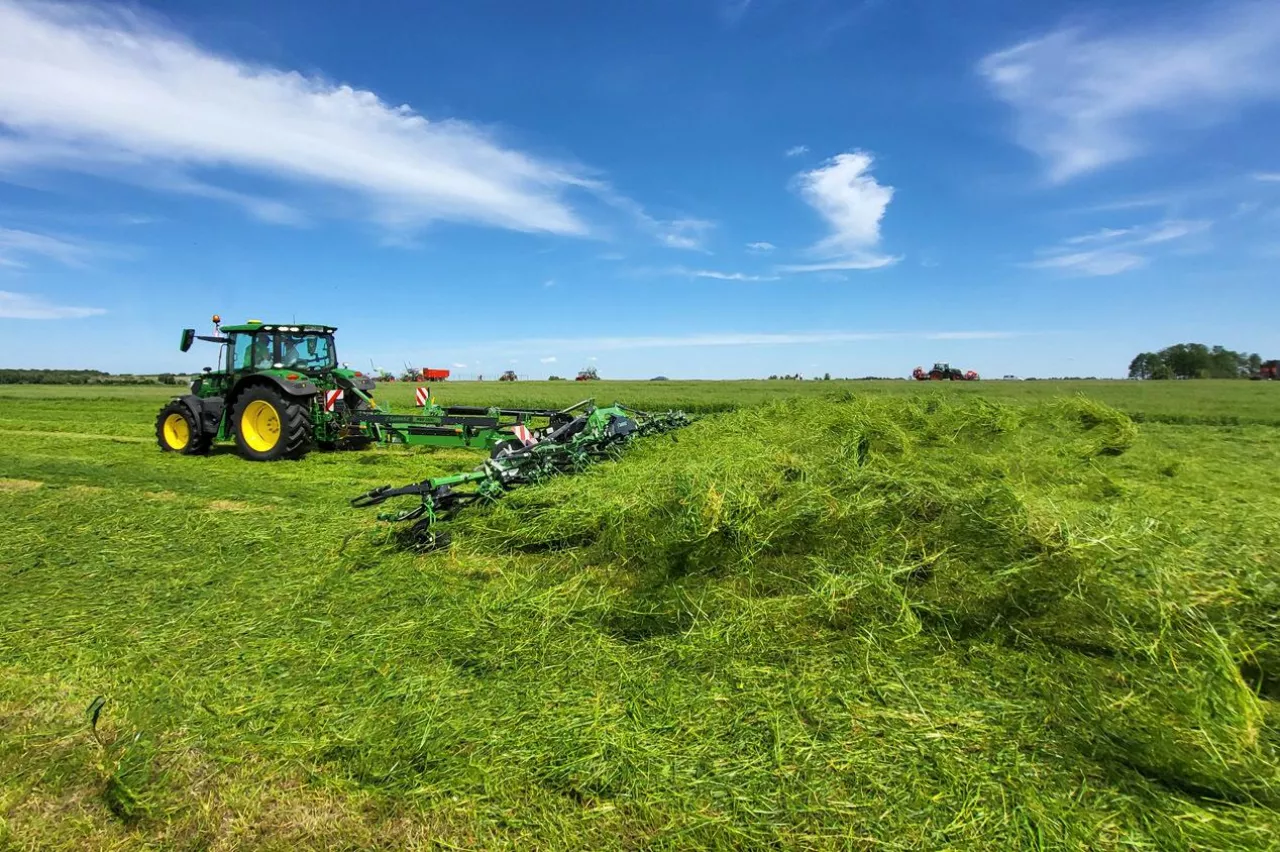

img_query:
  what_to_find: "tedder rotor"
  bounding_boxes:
[352,403,689,550]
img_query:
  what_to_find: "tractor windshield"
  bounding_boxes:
[279,333,335,371]
[230,331,337,372]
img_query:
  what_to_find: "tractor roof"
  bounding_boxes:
[219,321,337,334]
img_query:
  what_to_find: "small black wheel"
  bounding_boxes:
[155,401,211,455]
[337,391,375,450]
[405,520,451,552]
[231,385,313,461]
[490,438,521,459]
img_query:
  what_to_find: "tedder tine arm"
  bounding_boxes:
[352,404,690,550]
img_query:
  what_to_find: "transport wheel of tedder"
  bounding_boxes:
[232,386,313,461]
[490,438,521,459]
[320,391,374,451]
[339,391,374,450]
[155,401,211,455]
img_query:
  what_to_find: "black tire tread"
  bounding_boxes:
[155,401,211,456]
[231,385,314,461]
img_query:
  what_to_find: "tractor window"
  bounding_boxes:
[231,333,276,371]
[280,333,335,370]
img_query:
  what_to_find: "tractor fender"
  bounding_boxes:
[334,373,376,393]
[175,394,227,436]
[226,375,320,414]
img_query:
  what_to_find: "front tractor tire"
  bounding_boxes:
[155,402,211,455]
[231,386,313,461]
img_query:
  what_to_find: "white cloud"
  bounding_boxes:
[588,187,714,250]
[979,5,1280,181]
[0,227,97,267]
[1064,227,1136,245]
[657,218,715,251]
[776,256,898,273]
[543,279,555,288]
[668,266,780,282]
[0,289,105,318]
[783,151,899,273]
[1254,172,1280,182]
[0,0,592,235]
[1028,218,1210,276]
[745,241,775,252]
[785,145,809,158]
[539,356,557,363]
[479,330,1029,352]
[1028,251,1148,277]
[451,362,468,369]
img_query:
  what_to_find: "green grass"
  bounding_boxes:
[1,382,1278,849]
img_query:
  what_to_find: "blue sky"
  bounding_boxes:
[1,0,1278,379]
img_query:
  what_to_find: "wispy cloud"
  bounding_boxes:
[658,218,716,250]
[1028,251,1148,277]
[478,329,1030,353]
[980,4,1280,181]
[1255,172,1280,182]
[591,187,715,250]
[0,0,593,236]
[543,279,555,288]
[0,289,105,319]
[668,265,780,282]
[1028,218,1211,276]
[746,241,776,252]
[539,356,557,363]
[784,145,809,158]
[779,151,899,273]
[451,362,468,369]
[0,227,96,268]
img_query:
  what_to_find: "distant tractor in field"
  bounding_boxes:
[499,370,518,382]
[913,362,979,381]
[576,366,600,381]
[1253,360,1279,380]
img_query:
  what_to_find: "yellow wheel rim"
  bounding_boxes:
[241,400,281,452]
[162,413,190,450]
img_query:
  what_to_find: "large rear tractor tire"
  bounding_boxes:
[155,402,211,455]
[231,386,313,461]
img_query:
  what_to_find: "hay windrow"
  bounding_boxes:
[453,397,1280,807]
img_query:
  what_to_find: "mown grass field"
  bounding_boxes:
[1,380,1278,850]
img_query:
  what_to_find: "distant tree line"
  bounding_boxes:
[1128,344,1265,380]
[0,369,183,385]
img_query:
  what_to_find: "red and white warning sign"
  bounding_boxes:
[414,386,430,407]
[323,390,343,412]
[513,424,538,446]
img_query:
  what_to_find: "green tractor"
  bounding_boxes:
[156,316,609,462]
[155,316,376,461]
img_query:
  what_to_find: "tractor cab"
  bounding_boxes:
[197,320,339,376]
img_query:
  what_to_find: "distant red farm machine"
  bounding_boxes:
[407,367,450,382]
[913,362,979,381]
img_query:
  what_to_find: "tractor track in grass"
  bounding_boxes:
[0,428,150,443]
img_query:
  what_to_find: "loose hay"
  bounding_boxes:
[2,393,1278,849]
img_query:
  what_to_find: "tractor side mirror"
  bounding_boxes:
[180,328,195,352]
